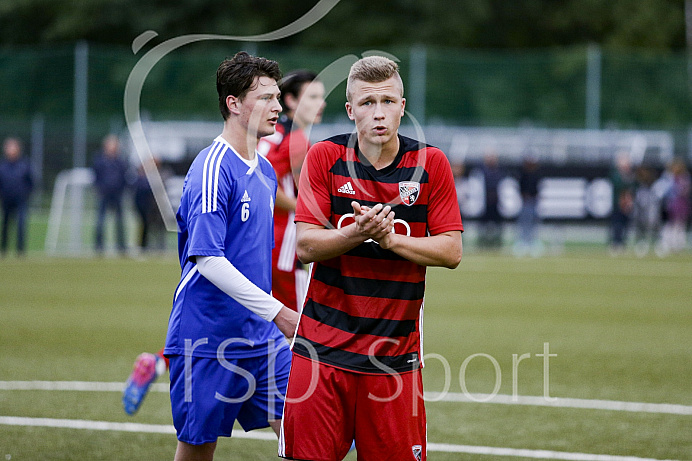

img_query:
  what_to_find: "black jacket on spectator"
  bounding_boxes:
[0,157,33,205]
[92,154,128,199]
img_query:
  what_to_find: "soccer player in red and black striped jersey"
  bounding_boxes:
[279,56,463,461]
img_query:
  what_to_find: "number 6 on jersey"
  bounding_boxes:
[241,202,250,222]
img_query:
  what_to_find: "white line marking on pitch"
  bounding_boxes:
[426,441,678,460]
[0,381,133,392]
[1,381,690,416]
[0,416,272,440]
[0,381,146,392]
[424,392,692,416]
[459,258,692,279]
[0,416,677,461]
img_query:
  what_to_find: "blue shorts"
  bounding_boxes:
[169,344,291,445]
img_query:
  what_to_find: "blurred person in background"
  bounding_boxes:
[514,155,542,257]
[258,69,326,312]
[631,165,661,257]
[659,158,691,254]
[478,149,505,249]
[0,137,33,257]
[133,158,170,254]
[92,134,129,255]
[451,161,466,214]
[609,150,634,255]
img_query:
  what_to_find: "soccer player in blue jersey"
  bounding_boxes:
[164,52,298,461]
[122,68,325,417]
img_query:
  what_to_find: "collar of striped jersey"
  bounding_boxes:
[348,133,407,175]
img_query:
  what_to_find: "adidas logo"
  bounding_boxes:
[337,181,356,195]
[241,190,251,202]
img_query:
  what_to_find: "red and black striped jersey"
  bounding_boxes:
[293,133,463,374]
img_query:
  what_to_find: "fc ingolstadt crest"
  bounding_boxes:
[399,181,420,206]
[412,444,423,461]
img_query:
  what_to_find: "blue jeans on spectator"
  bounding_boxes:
[95,194,126,254]
[610,209,630,249]
[1,200,28,256]
[517,198,538,246]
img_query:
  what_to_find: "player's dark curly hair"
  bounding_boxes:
[279,70,318,108]
[217,51,282,120]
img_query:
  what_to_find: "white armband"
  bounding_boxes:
[196,256,283,321]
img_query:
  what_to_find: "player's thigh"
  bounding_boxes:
[355,370,427,461]
[236,344,292,431]
[280,354,355,461]
[169,355,255,444]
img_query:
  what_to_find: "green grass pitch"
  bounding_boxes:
[0,251,691,460]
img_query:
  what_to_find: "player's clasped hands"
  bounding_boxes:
[351,201,395,243]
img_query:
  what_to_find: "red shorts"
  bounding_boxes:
[279,354,426,461]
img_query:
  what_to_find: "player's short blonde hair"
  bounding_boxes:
[346,56,404,102]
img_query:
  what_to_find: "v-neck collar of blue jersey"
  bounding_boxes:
[214,135,259,175]
[348,132,406,177]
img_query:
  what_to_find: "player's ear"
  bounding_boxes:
[345,102,354,121]
[226,95,241,115]
[400,97,406,118]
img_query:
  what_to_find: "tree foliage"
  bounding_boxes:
[1,0,691,132]
[0,0,687,50]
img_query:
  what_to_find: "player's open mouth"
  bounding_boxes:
[373,126,387,135]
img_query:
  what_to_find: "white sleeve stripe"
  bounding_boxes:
[202,142,221,214]
[277,213,296,272]
[212,146,227,212]
[294,267,309,314]
[207,143,222,213]
[288,262,311,351]
[201,142,225,214]
[174,265,198,302]
[281,173,295,199]
[276,173,297,271]
[201,147,212,213]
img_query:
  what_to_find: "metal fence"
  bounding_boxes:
[1,42,692,192]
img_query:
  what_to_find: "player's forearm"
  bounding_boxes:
[296,223,368,263]
[380,231,462,268]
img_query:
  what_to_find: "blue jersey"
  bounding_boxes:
[165,136,285,359]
